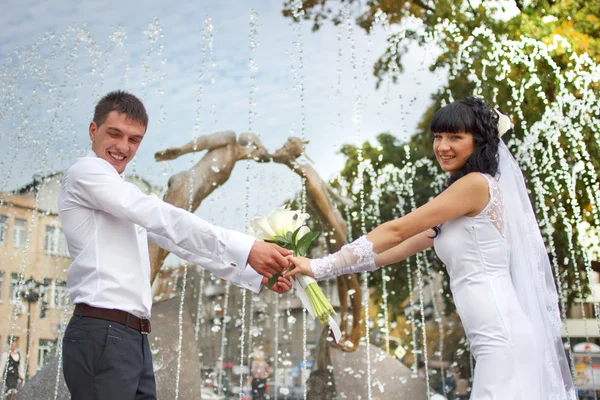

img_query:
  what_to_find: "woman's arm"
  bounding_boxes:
[287,173,489,278]
[366,172,489,254]
[375,229,435,267]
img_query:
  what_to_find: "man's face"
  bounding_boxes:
[89,111,146,174]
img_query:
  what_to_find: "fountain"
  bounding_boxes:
[0,5,599,400]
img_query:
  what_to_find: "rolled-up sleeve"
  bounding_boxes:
[65,157,255,271]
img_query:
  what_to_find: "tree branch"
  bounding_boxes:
[466,0,478,16]
[413,0,434,13]
[514,0,524,11]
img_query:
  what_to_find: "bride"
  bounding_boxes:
[286,96,575,400]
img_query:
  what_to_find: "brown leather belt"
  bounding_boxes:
[73,303,151,334]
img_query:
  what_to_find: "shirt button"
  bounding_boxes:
[248,282,253,287]
[230,261,237,267]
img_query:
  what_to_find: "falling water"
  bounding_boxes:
[287,2,311,398]
[217,282,231,397]
[194,268,207,341]
[174,264,188,400]
[341,2,373,397]
[403,148,431,398]
[174,118,200,399]
[0,38,67,384]
[0,27,86,395]
[273,294,280,400]
[238,11,261,397]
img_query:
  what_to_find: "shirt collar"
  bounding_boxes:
[86,149,125,178]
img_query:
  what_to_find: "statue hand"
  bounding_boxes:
[247,241,292,279]
[154,147,182,161]
[284,256,313,278]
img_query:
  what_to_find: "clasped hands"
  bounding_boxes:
[247,241,314,294]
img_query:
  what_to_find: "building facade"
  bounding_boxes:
[0,176,72,379]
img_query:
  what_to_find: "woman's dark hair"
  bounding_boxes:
[431,96,500,186]
[430,96,500,238]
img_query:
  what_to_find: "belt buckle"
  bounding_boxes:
[140,318,150,335]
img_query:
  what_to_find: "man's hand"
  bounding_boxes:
[247,241,293,278]
[262,275,292,294]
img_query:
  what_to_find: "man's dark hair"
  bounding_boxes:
[93,90,149,129]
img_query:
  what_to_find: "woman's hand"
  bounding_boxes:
[284,256,314,278]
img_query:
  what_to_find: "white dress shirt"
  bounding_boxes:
[58,151,262,318]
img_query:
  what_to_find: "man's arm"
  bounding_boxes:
[147,232,263,293]
[64,157,288,277]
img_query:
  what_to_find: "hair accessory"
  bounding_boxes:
[495,109,512,137]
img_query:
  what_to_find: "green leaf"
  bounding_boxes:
[274,235,289,244]
[296,230,321,256]
[285,231,294,244]
[291,226,304,246]
[267,271,281,288]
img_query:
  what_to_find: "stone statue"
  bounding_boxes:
[152,132,364,350]
[149,130,270,283]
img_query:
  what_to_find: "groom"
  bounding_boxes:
[58,90,292,400]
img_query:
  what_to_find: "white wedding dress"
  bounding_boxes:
[310,145,575,399]
[434,174,543,399]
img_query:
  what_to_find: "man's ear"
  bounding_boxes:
[89,121,97,140]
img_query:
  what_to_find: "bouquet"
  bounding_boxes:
[249,206,338,328]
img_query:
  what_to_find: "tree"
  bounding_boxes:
[283,0,600,310]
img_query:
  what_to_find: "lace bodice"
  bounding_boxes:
[481,173,505,237]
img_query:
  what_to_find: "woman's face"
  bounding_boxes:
[433,132,475,174]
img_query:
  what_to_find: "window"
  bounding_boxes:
[13,219,26,248]
[47,279,69,308]
[44,226,69,256]
[0,215,7,246]
[9,273,21,303]
[38,339,57,370]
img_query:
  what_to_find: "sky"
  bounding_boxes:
[0,0,446,232]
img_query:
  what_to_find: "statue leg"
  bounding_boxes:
[344,273,364,351]
[149,170,194,283]
[154,130,237,161]
[337,276,349,342]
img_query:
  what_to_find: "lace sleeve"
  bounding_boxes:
[310,235,378,281]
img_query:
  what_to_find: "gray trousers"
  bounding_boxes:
[62,315,156,400]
